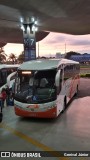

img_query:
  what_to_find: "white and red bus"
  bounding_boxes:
[14,59,80,118]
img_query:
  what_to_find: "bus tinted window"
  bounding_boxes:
[64,64,80,81]
[15,69,57,104]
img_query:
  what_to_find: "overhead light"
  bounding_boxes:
[32,25,35,31]
[20,17,24,23]
[31,17,35,22]
[35,27,38,31]
[34,20,38,25]
[27,25,30,32]
[20,17,38,33]
[20,25,25,31]
[32,25,38,32]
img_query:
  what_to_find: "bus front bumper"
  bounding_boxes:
[14,106,57,118]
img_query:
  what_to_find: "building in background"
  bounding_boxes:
[55,53,65,59]
[70,53,90,63]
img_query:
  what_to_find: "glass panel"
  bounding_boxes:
[15,69,57,104]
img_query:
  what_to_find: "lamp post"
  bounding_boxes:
[65,43,66,54]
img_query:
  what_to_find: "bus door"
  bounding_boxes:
[64,65,73,100]
[55,69,64,113]
[1,69,7,85]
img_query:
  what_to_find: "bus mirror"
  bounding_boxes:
[55,70,60,87]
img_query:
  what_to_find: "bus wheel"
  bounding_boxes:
[62,96,67,113]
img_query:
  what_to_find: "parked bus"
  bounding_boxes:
[14,59,80,118]
[0,64,19,94]
[0,64,19,87]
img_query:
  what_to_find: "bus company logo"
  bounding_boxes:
[1,152,10,157]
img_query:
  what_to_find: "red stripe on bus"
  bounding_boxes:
[14,106,57,118]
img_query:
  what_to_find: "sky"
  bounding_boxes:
[4,32,90,57]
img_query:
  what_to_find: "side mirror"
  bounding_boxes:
[55,70,60,87]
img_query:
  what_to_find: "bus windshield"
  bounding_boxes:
[15,69,57,104]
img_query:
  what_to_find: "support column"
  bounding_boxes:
[22,23,37,61]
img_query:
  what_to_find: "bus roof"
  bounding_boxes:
[0,64,19,69]
[58,58,79,66]
[18,59,79,71]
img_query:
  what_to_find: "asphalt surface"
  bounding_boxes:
[78,78,90,98]
[0,78,90,160]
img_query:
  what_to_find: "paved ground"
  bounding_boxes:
[0,78,90,160]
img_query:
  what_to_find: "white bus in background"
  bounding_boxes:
[0,64,19,92]
[14,59,80,118]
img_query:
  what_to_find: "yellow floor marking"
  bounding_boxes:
[0,122,85,160]
[0,122,71,160]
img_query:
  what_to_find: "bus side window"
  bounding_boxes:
[64,66,69,80]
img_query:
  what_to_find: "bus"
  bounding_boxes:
[0,64,19,86]
[14,59,80,118]
[0,64,19,92]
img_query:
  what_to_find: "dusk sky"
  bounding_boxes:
[4,32,90,57]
